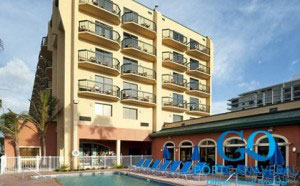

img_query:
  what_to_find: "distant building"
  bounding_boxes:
[228,79,300,112]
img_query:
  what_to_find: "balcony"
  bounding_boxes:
[78,79,120,101]
[186,63,210,79]
[121,38,156,62]
[122,12,156,39]
[79,0,121,25]
[45,61,52,80]
[121,89,156,107]
[121,63,156,85]
[186,42,210,61]
[79,20,120,50]
[162,52,187,72]
[78,50,120,76]
[187,83,210,98]
[162,74,187,92]
[186,103,210,116]
[162,29,187,52]
[162,97,187,113]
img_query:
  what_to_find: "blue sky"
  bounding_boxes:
[0,0,300,114]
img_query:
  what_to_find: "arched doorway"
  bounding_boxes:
[224,137,247,168]
[199,139,216,167]
[256,135,289,168]
[179,141,193,162]
[164,142,175,160]
[79,142,110,156]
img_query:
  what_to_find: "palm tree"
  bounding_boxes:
[27,89,58,156]
[0,110,26,157]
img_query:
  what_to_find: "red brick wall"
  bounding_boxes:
[151,124,300,171]
[4,122,57,157]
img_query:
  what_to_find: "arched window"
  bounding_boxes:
[256,135,288,168]
[199,139,216,167]
[179,141,193,162]
[164,142,175,160]
[224,137,247,168]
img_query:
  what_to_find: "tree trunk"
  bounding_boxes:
[15,141,20,157]
[42,136,46,156]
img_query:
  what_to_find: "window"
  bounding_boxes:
[96,48,113,67]
[189,58,199,70]
[20,147,40,157]
[123,107,138,120]
[95,21,113,39]
[189,97,199,110]
[173,93,184,106]
[95,75,113,93]
[189,78,199,90]
[173,51,184,64]
[173,72,184,86]
[95,103,112,116]
[173,31,184,43]
[173,114,183,122]
[123,57,138,73]
[123,82,138,90]
[190,39,199,49]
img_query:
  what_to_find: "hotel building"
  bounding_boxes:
[29,0,213,167]
[228,78,300,112]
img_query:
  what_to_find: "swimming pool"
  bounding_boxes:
[57,173,173,186]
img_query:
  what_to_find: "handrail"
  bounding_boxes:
[79,20,120,43]
[162,52,187,66]
[122,12,156,32]
[187,82,210,93]
[122,38,156,56]
[188,41,210,55]
[188,62,210,74]
[78,79,120,97]
[187,103,210,113]
[78,49,120,70]
[162,29,187,45]
[162,74,187,87]
[121,89,156,103]
[79,0,121,17]
[121,63,156,80]
[162,97,187,109]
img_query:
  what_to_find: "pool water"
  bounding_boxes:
[57,173,172,186]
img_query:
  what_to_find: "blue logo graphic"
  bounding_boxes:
[217,131,276,162]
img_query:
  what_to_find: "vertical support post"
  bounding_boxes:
[0,155,5,174]
[104,156,106,168]
[281,87,284,102]
[17,157,21,172]
[116,140,121,166]
[130,155,132,167]
[291,86,294,101]
[49,156,52,171]
[36,156,39,172]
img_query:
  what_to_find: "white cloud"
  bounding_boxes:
[238,80,260,91]
[291,59,299,66]
[0,58,34,113]
[212,100,229,115]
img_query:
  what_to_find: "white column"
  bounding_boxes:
[291,86,294,101]
[116,140,121,166]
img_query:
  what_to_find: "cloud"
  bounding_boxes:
[238,80,260,91]
[291,59,299,66]
[212,100,229,115]
[0,58,34,113]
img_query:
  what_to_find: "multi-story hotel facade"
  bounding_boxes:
[30,0,213,167]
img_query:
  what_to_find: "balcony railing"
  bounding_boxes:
[162,52,187,66]
[79,20,120,43]
[122,38,156,56]
[188,42,210,56]
[121,63,156,80]
[187,103,210,113]
[78,49,120,70]
[79,0,121,17]
[162,97,187,109]
[162,29,187,45]
[188,63,210,74]
[78,79,120,98]
[162,74,187,87]
[121,89,156,104]
[122,12,156,32]
[41,37,48,47]
[187,82,210,93]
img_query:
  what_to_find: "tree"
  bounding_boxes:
[0,110,26,157]
[27,89,58,156]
